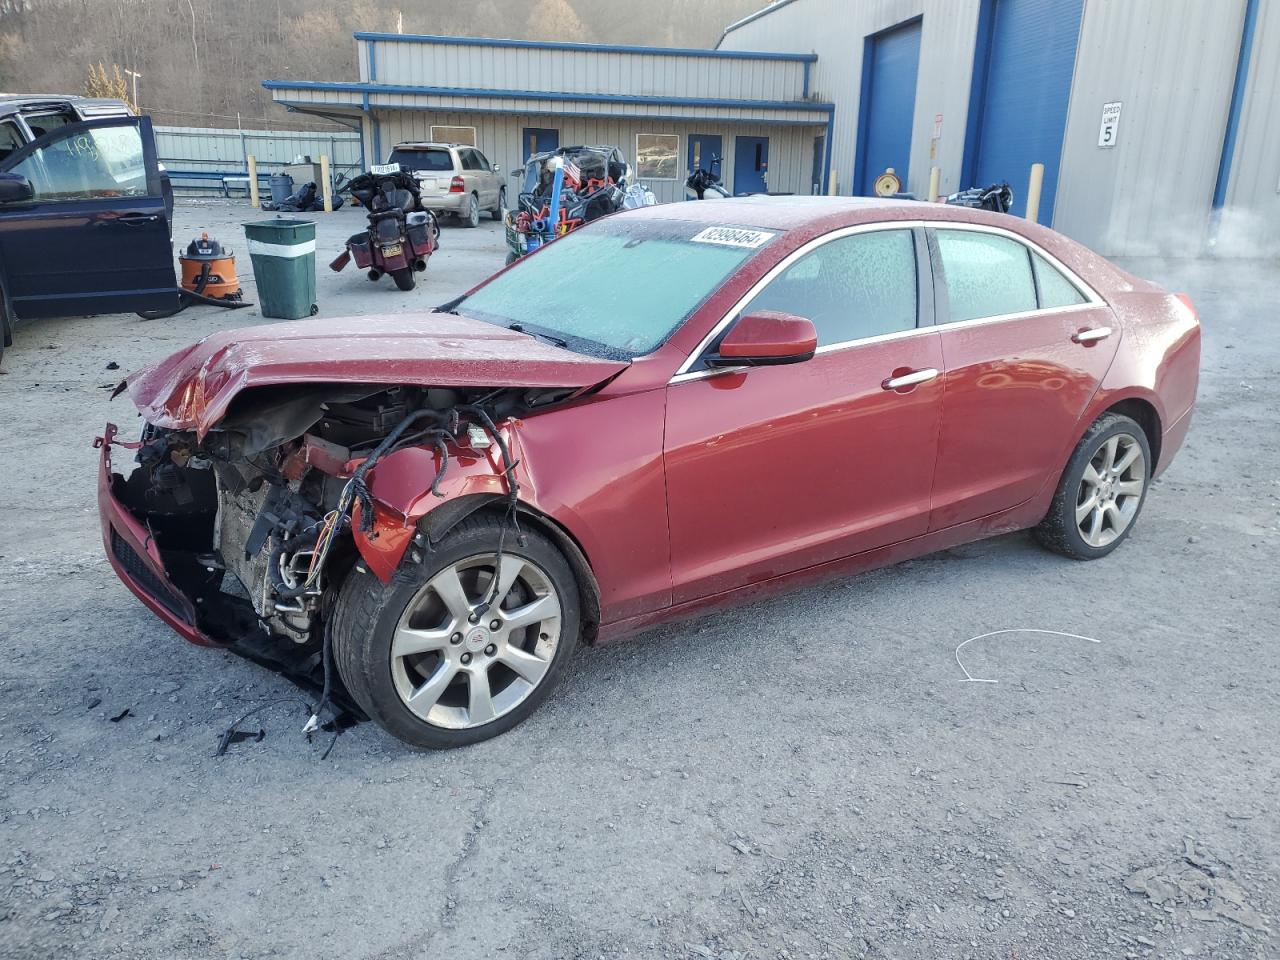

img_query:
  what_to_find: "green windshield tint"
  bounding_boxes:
[459,219,774,357]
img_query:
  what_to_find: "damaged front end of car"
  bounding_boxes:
[96,381,574,695]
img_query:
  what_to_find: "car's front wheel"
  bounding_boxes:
[491,186,506,221]
[1035,412,1152,560]
[332,514,581,748]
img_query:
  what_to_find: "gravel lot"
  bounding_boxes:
[1,200,1277,960]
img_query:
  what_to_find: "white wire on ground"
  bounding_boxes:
[954,628,1102,683]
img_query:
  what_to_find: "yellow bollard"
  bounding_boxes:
[247,155,259,208]
[828,169,839,196]
[1025,162,1044,223]
[320,155,333,213]
[928,166,941,202]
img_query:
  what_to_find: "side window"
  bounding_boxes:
[0,121,24,163]
[936,230,1038,322]
[740,229,918,347]
[22,111,74,140]
[1032,252,1087,308]
[462,149,482,172]
[7,123,147,201]
[473,150,492,171]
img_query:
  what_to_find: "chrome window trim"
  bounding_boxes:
[669,218,1106,386]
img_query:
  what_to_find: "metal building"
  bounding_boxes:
[718,0,1278,256]
[265,33,834,205]
[265,1,1276,256]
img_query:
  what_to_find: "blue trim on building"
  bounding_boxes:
[852,33,877,197]
[1213,0,1261,210]
[959,0,998,189]
[354,31,817,63]
[366,38,377,82]
[822,113,834,194]
[802,60,811,98]
[271,98,832,129]
[262,80,832,115]
[718,0,806,44]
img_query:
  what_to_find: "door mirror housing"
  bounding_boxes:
[492,164,501,174]
[0,172,34,204]
[708,311,818,367]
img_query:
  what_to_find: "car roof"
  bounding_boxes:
[0,94,130,117]
[392,142,466,150]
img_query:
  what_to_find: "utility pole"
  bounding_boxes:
[124,69,142,112]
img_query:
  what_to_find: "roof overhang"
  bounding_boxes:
[264,80,833,126]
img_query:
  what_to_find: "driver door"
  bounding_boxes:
[0,115,176,319]
[663,226,944,604]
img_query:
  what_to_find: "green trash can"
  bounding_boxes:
[243,217,317,320]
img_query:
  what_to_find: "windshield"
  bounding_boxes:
[456,218,778,359]
[390,148,453,172]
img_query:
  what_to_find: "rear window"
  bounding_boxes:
[936,230,1037,322]
[1032,252,1087,308]
[390,148,453,173]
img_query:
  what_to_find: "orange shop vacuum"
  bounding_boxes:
[179,232,243,301]
[139,232,255,319]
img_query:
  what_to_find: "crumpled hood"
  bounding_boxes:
[124,312,629,436]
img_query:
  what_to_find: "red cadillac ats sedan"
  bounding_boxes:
[97,198,1200,748]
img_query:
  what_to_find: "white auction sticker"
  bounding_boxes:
[690,226,776,248]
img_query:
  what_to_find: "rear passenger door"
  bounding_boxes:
[926,225,1119,531]
[0,115,175,320]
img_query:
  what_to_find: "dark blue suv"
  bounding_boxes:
[0,96,177,365]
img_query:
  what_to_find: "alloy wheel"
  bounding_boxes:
[1076,432,1146,548]
[389,553,561,729]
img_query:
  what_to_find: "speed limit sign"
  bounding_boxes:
[1098,101,1123,148]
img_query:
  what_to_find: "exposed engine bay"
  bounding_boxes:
[109,384,572,658]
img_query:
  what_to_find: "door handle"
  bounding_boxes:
[881,368,939,391]
[116,213,160,225]
[1071,326,1112,344]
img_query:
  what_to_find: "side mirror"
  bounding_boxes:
[708,311,817,367]
[492,164,501,174]
[0,172,34,204]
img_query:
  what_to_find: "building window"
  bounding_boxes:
[636,133,679,180]
[430,125,476,146]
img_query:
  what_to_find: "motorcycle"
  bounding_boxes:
[943,182,1014,214]
[330,169,439,291]
[685,155,731,200]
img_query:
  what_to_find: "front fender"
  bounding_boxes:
[351,426,535,582]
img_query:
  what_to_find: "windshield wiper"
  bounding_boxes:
[508,323,567,349]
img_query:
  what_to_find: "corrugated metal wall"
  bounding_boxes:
[1223,0,1280,256]
[373,109,815,204]
[722,0,1273,257]
[1054,0,1246,256]
[356,37,809,102]
[155,125,362,180]
[719,0,980,201]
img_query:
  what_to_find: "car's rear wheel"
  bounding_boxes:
[461,192,480,228]
[332,514,580,748]
[1034,412,1151,560]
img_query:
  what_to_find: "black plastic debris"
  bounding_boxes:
[109,708,131,722]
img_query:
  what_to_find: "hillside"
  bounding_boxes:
[0,0,766,129]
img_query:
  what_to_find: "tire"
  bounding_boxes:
[332,514,582,748]
[462,192,480,228]
[491,187,506,221]
[391,268,416,291]
[504,250,520,266]
[1034,413,1152,560]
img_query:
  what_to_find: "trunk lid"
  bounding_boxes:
[125,312,628,437]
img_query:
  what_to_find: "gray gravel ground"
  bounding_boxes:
[1,200,1278,960]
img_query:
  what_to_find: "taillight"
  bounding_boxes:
[449,176,465,193]
[1175,292,1199,321]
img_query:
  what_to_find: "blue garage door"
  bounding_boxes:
[963,0,1084,223]
[856,18,922,196]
